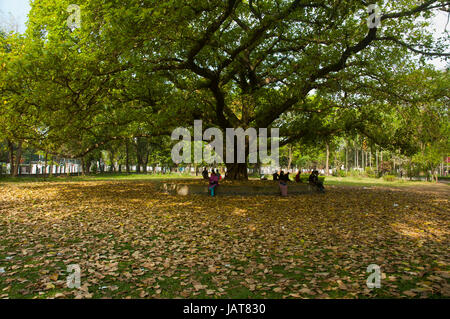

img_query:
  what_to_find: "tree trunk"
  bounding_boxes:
[362,150,365,169]
[142,150,149,173]
[7,140,14,177]
[49,156,54,177]
[376,150,379,174]
[44,153,48,176]
[125,140,130,173]
[334,151,337,174]
[287,145,293,172]
[13,141,22,177]
[66,162,70,176]
[345,145,348,172]
[366,151,369,168]
[380,151,383,174]
[325,142,329,176]
[223,139,250,180]
[225,163,248,180]
[110,150,116,172]
[81,158,86,176]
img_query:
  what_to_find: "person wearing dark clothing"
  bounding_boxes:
[308,171,316,184]
[202,168,209,180]
[295,171,301,183]
[272,172,279,181]
[279,170,288,196]
[215,169,221,180]
[309,170,325,193]
[280,171,289,182]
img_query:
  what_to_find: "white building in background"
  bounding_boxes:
[2,163,82,175]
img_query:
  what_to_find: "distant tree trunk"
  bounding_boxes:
[376,150,379,173]
[362,150,365,170]
[66,161,70,176]
[333,151,337,173]
[366,151,369,168]
[287,145,293,172]
[345,146,348,172]
[136,162,141,173]
[125,140,130,173]
[81,158,86,176]
[380,151,383,175]
[256,157,262,176]
[49,156,54,177]
[44,153,48,176]
[325,142,329,176]
[98,159,103,173]
[142,149,149,173]
[434,169,439,183]
[7,140,15,177]
[135,139,142,173]
[13,141,22,177]
[110,150,116,172]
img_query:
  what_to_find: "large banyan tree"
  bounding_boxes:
[3,0,449,179]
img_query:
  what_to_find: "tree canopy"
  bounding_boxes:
[0,0,449,179]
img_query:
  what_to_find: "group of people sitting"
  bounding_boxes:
[201,167,325,197]
[272,171,291,182]
[308,170,325,193]
[274,169,325,196]
[202,168,222,197]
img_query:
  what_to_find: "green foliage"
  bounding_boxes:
[0,1,448,180]
[295,174,325,183]
[382,175,397,182]
[338,170,347,178]
[365,167,376,178]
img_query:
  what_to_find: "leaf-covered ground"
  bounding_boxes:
[0,181,448,299]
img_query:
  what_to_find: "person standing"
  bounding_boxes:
[279,170,289,196]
